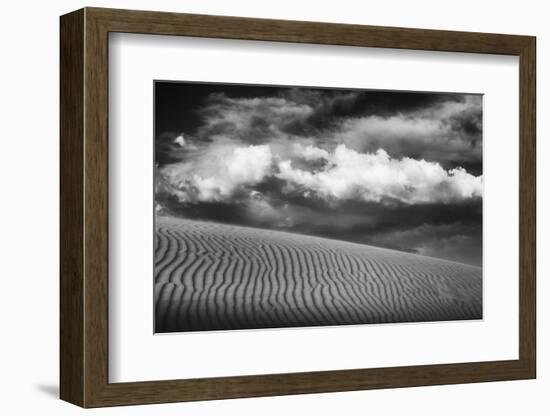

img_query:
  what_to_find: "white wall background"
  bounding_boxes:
[0,0,545,414]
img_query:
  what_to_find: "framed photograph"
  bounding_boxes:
[60,7,536,407]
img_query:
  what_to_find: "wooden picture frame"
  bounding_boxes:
[60,7,536,408]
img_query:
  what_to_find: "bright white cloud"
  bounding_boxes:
[173,134,186,147]
[293,143,329,160]
[277,144,482,204]
[161,142,482,205]
[161,143,273,202]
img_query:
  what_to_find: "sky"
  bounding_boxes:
[154,81,483,266]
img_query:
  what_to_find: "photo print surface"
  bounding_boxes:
[154,81,483,333]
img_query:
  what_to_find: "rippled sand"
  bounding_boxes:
[155,216,482,333]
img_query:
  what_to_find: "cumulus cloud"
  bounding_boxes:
[277,145,482,204]
[173,134,186,147]
[160,142,482,205]
[292,143,330,161]
[161,142,272,202]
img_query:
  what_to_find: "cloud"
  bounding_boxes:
[292,143,330,161]
[336,96,482,167]
[362,222,482,266]
[196,93,315,143]
[277,144,482,205]
[181,91,482,173]
[157,91,483,207]
[173,134,186,147]
[161,142,272,202]
[160,142,482,206]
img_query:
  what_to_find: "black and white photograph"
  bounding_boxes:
[154,81,483,333]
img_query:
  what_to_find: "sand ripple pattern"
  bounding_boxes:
[155,217,482,332]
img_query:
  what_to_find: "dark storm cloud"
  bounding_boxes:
[285,89,467,132]
[154,82,483,265]
[365,222,483,267]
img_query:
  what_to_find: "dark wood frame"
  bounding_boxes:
[60,7,536,408]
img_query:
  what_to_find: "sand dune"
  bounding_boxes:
[155,216,482,333]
